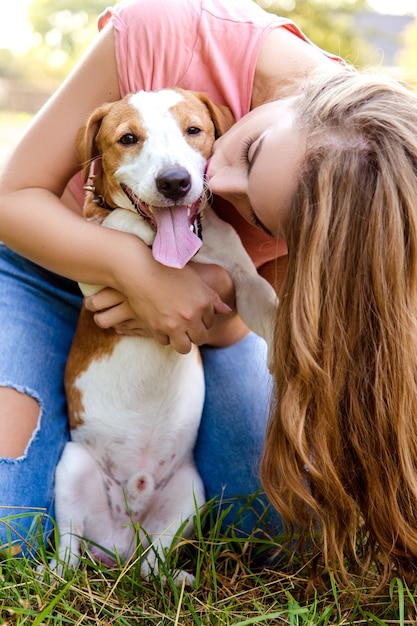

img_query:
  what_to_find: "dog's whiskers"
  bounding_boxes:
[202,181,213,204]
[82,155,103,187]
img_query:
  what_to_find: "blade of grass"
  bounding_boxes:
[389,577,405,626]
[30,580,73,626]
[174,579,186,626]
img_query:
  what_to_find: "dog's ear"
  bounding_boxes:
[77,102,114,183]
[193,93,235,138]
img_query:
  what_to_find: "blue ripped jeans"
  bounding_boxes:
[0,243,280,555]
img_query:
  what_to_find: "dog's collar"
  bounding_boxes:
[84,158,116,211]
[83,183,115,211]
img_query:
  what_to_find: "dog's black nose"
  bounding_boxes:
[156,167,192,201]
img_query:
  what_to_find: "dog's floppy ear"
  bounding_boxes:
[77,102,114,183]
[193,92,235,138]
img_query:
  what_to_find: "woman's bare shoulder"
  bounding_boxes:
[253,25,343,104]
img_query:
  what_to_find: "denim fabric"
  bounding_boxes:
[0,244,82,554]
[0,243,280,554]
[195,335,281,535]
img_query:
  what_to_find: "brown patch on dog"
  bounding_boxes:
[78,98,150,212]
[66,385,85,430]
[170,89,235,160]
[65,308,119,429]
[84,199,112,224]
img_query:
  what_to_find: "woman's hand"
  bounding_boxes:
[85,262,250,351]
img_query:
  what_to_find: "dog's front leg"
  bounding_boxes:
[196,207,279,352]
[79,208,156,297]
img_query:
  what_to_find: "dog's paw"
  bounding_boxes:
[141,559,196,588]
[36,558,66,580]
[171,568,196,589]
[38,550,81,578]
[153,569,196,589]
[43,558,65,578]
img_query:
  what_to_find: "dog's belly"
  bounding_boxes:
[69,335,205,481]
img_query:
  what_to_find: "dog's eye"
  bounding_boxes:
[187,127,202,136]
[119,133,138,145]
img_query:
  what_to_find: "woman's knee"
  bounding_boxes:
[0,387,40,459]
[0,384,69,555]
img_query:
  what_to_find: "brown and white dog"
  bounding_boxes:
[52,88,278,585]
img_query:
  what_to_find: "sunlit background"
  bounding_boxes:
[0,0,35,54]
[0,0,416,54]
[1,0,416,165]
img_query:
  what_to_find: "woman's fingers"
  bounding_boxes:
[84,287,124,313]
[83,266,233,351]
[91,300,134,329]
[89,294,213,350]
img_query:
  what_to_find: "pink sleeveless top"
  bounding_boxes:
[70,0,341,266]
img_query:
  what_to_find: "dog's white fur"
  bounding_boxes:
[52,88,278,585]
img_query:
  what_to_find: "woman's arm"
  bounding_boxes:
[0,25,121,278]
[0,25,229,353]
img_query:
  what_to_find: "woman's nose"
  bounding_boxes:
[208,168,246,199]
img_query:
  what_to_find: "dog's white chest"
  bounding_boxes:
[71,336,204,480]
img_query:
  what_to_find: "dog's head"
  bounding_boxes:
[77,88,234,268]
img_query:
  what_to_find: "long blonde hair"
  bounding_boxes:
[261,70,417,587]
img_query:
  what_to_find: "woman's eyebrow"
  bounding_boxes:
[248,135,265,174]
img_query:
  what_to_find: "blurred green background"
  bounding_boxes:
[1,0,416,165]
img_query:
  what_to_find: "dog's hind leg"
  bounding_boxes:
[139,461,205,587]
[51,441,131,572]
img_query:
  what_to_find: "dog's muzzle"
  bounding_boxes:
[121,184,203,269]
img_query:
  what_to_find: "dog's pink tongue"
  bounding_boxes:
[152,206,202,269]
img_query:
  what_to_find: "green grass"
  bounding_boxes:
[1,498,417,625]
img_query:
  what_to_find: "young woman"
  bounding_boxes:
[227,71,417,588]
[0,0,342,553]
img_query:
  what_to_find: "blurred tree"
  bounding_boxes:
[396,18,417,87]
[27,0,115,78]
[4,0,372,82]
[253,0,372,67]
[0,50,22,80]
